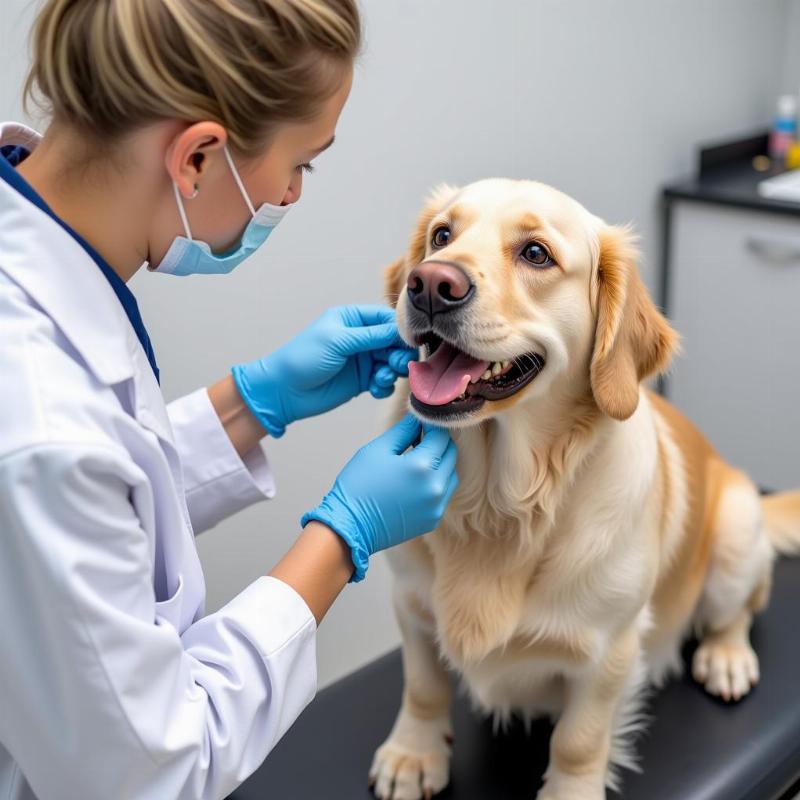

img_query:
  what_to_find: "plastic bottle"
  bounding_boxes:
[791,88,800,170]
[768,94,798,162]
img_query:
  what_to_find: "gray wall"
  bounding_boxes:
[784,0,800,93]
[0,0,793,687]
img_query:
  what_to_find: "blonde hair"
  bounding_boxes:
[24,0,361,156]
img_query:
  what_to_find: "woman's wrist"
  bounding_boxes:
[230,360,290,439]
[269,521,354,624]
[207,374,268,457]
[300,496,370,582]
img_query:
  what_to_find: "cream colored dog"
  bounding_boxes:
[369,179,800,800]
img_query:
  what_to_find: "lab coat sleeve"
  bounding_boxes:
[0,442,317,800]
[167,387,276,534]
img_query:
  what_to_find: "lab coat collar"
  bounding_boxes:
[0,121,139,387]
[0,121,40,152]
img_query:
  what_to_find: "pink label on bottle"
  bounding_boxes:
[769,131,793,159]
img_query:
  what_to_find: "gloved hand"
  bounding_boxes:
[301,414,459,582]
[231,305,417,438]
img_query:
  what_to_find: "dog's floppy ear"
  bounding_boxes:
[590,225,678,420]
[384,183,461,309]
[384,256,406,308]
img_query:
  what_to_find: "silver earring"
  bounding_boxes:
[189,183,199,199]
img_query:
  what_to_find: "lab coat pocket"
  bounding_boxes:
[154,572,185,631]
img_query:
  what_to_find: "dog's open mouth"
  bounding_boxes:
[408,332,545,417]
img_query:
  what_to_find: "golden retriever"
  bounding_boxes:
[368,179,800,800]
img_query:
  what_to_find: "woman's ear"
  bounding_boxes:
[590,225,678,420]
[166,121,228,199]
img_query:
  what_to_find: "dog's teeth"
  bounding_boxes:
[492,362,502,376]
[482,369,492,380]
[470,375,480,384]
[502,360,510,369]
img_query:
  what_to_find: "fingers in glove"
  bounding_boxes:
[334,304,397,328]
[372,364,398,388]
[411,424,454,463]
[368,381,395,399]
[438,439,458,476]
[387,346,417,375]
[338,322,405,356]
[382,413,423,454]
[368,344,417,370]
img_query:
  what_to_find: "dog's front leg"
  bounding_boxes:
[370,587,452,800]
[537,626,641,800]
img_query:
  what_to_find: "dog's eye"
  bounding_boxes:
[431,226,451,248]
[522,242,554,267]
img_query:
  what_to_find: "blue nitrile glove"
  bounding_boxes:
[301,414,459,582]
[231,305,417,438]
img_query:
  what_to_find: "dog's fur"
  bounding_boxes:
[369,179,800,800]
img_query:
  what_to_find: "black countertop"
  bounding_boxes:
[663,132,800,218]
[665,162,800,217]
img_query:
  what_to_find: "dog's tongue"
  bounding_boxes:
[408,343,490,405]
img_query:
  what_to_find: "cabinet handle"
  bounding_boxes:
[745,236,800,264]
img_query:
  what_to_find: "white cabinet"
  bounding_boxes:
[667,202,800,491]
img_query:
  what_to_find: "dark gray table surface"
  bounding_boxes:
[229,557,800,800]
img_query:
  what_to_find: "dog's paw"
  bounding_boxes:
[692,638,759,702]
[369,709,452,800]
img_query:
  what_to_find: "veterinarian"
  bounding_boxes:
[0,1,460,798]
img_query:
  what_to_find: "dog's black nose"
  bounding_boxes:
[407,260,474,317]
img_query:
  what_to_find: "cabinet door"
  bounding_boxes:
[667,202,800,491]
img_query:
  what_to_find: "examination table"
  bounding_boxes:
[229,556,800,800]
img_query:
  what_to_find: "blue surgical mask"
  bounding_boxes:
[149,146,291,276]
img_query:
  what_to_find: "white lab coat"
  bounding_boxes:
[0,123,317,800]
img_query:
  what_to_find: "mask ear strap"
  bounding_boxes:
[172,181,194,240]
[223,145,257,218]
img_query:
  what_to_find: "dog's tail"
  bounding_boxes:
[762,491,800,556]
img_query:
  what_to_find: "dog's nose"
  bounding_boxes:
[407,260,474,316]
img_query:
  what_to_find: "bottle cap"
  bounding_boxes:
[777,94,797,119]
